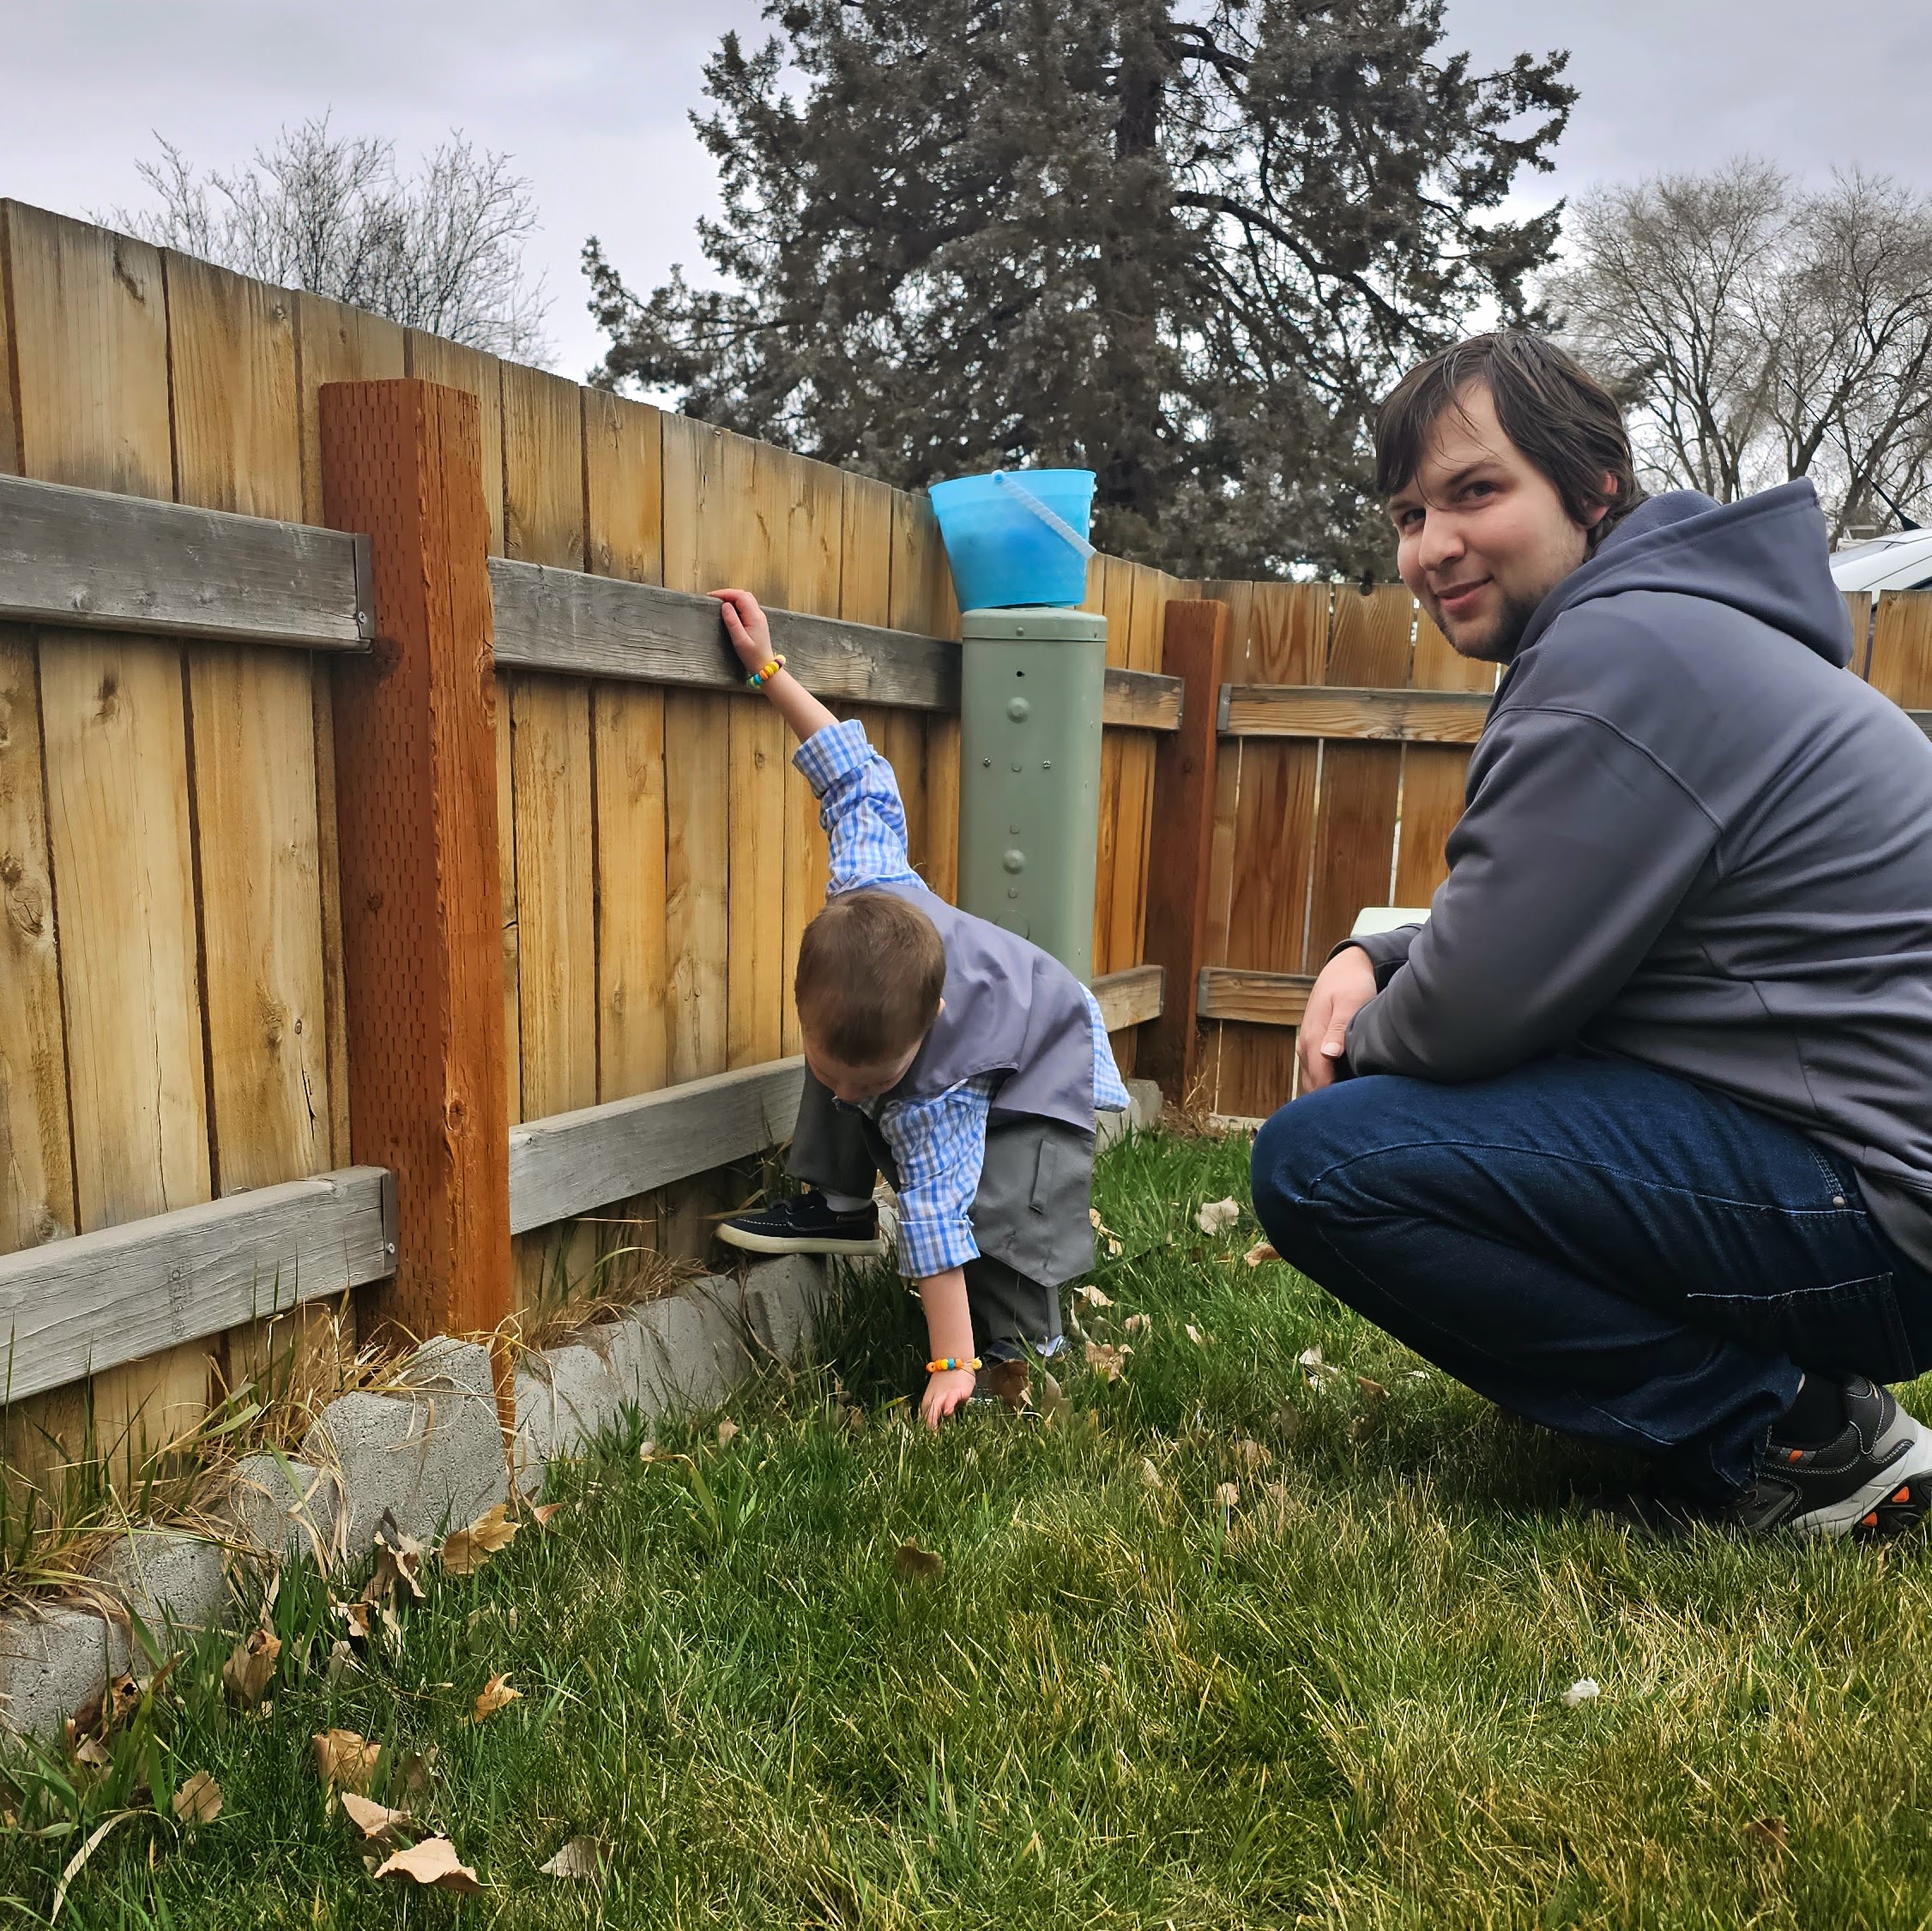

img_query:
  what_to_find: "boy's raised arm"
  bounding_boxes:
[710,588,837,745]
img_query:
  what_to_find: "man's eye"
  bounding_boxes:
[1464,480,1495,502]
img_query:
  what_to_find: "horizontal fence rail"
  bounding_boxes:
[1218,685,1492,744]
[0,472,371,649]
[492,559,1182,729]
[1196,968,1316,1027]
[0,1168,396,1406]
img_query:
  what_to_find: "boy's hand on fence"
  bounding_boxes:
[709,588,773,673]
[1297,946,1379,1094]
[921,1367,977,1430]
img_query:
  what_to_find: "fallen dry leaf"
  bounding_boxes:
[1084,1340,1132,1383]
[1273,1403,1306,1444]
[373,1836,483,1898]
[1185,1324,1209,1346]
[1232,1438,1274,1472]
[716,1419,740,1447]
[314,1728,383,1793]
[340,1791,412,1844]
[439,1503,520,1577]
[894,1541,945,1584]
[473,1674,522,1723]
[326,1638,359,1687]
[540,1836,610,1879]
[172,1769,222,1824]
[1243,1240,1280,1267]
[1035,1370,1066,1418]
[1216,1482,1241,1508]
[637,1437,661,1462]
[1197,1197,1241,1236]
[335,1596,373,1642]
[1140,1457,1162,1488]
[1356,1374,1388,1403]
[1746,1816,1789,1853]
[366,1518,426,1605]
[1073,1283,1114,1308]
[1122,1312,1150,1336]
[531,1500,566,1528]
[1299,1346,1338,1387]
[1107,1237,1123,1257]
[70,1735,111,1770]
[222,1625,281,1708]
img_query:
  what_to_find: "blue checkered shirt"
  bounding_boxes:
[794,718,1128,1280]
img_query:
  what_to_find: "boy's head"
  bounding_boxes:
[795,891,946,1102]
[1375,332,1644,664]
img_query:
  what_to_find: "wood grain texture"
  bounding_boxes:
[4,201,213,1459]
[1410,607,1498,693]
[1138,599,1226,1101]
[509,1059,806,1237]
[1196,969,1315,1026]
[1091,964,1163,1032]
[166,251,330,1198]
[1869,592,1932,708]
[401,333,504,555]
[0,1165,392,1405]
[1220,685,1491,743]
[1392,743,1470,907]
[583,389,663,588]
[888,489,957,896]
[319,379,510,1341]
[494,687,520,1125]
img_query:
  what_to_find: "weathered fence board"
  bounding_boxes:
[1219,683,1491,743]
[0,472,369,649]
[0,1168,395,1405]
[1197,969,1316,1027]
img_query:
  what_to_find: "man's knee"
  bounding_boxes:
[1250,1077,1400,1227]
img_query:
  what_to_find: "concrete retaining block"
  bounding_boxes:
[582,1306,675,1419]
[514,1344,625,1467]
[744,1254,828,1360]
[93,1529,230,1649]
[222,1452,341,1567]
[633,1289,732,1409]
[0,1605,115,1741]
[304,1338,507,1556]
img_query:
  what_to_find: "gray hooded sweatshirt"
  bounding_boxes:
[1346,481,1932,1270]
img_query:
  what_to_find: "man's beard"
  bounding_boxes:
[1445,583,1546,665]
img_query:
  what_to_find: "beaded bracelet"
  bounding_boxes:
[745,653,787,689]
[926,1357,981,1374]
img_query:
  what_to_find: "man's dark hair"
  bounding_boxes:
[1374,333,1645,549]
[796,890,946,1065]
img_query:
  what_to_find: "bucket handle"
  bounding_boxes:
[993,470,1096,562]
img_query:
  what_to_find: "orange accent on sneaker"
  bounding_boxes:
[1893,1487,1913,1504]
[1861,1511,1880,1528]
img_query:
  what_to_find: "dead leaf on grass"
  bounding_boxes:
[894,1542,945,1584]
[1035,1371,1066,1419]
[1122,1312,1150,1335]
[326,1639,359,1687]
[172,1770,222,1824]
[716,1419,740,1447]
[1356,1375,1388,1403]
[473,1674,522,1723]
[367,1517,426,1605]
[1216,1482,1241,1509]
[1232,1438,1273,1472]
[1745,1817,1789,1853]
[313,1728,383,1793]
[222,1625,281,1709]
[339,1791,412,1844]
[540,1836,610,1879]
[1185,1324,1210,1346]
[70,1735,111,1770]
[373,1836,483,1897]
[1073,1283,1114,1308]
[1084,1340,1132,1383]
[531,1501,566,1528]
[1243,1240,1280,1267]
[439,1503,519,1576]
[1140,1457,1162,1488]
[637,1437,661,1462]
[1197,1198,1241,1236]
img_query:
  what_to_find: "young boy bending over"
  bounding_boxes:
[709,588,1128,1429]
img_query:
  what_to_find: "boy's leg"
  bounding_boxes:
[719,1069,887,1256]
[1250,1055,1932,1506]
[962,1252,1063,1410]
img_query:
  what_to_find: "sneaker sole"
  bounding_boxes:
[1798,1402,1932,1539]
[715,1225,888,1258]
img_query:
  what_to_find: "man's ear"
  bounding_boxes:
[1584,473,1618,529]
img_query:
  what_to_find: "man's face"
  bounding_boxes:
[1387,382,1607,663]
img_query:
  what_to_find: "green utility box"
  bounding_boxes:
[957,606,1107,982]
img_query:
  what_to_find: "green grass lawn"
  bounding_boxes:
[8,1125,1932,1928]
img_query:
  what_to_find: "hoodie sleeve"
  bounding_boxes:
[1344,702,1721,1083]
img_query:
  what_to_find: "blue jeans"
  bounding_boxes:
[1249,1055,1932,1500]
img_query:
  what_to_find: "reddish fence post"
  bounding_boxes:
[1139,599,1229,1104]
[318,379,511,1348]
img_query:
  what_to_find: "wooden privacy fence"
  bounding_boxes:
[0,200,1192,1477]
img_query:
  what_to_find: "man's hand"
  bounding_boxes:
[1298,945,1379,1094]
[921,1367,977,1430]
[710,587,773,673]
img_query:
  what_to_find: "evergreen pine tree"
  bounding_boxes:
[584,0,1572,576]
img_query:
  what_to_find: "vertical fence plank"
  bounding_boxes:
[888,489,961,900]
[1140,598,1228,1105]
[587,393,668,1101]
[8,203,214,1468]
[166,253,330,1205]
[1393,607,1487,906]
[1869,593,1932,708]
[660,416,732,1084]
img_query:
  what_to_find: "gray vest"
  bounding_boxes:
[871,881,1097,1130]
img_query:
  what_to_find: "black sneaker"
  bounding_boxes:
[1618,1377,1932,1540]
[718,1189,887,1258]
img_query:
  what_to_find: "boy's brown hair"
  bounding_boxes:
[795,890,946,1065]
[1374,331,1645,552]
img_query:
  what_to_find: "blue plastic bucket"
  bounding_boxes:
[928,468,1097,609]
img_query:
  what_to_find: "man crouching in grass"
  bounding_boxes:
[1250,331,1932,1536]
[708,588,1129,1429]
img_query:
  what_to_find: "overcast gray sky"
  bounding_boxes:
[3,1,1930,381]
